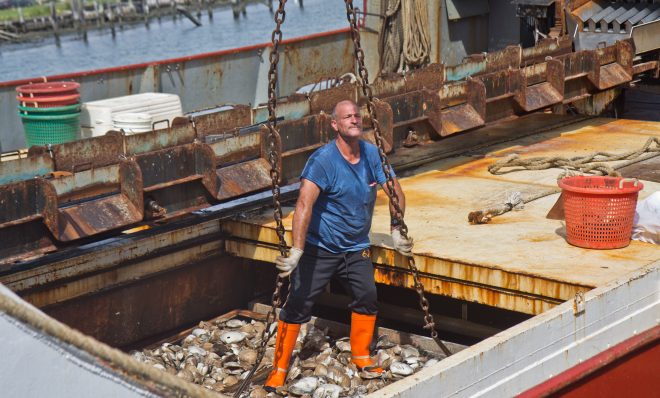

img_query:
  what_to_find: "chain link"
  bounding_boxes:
[234,1,289,396]
[344,0,451,358]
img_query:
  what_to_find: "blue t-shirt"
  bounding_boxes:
[301,140,393,253]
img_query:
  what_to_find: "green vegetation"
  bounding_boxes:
[0,3,71,22]
[0,0,122,22]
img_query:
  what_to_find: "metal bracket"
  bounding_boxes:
[573,291,585,315]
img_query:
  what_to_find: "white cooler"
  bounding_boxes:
[80,93,183,138]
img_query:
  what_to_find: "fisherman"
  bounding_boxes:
[264,100,414,390]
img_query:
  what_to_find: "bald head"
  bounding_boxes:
[330,100,362,141]
[331,100,359,121]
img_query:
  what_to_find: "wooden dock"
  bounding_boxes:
[0,0,279,42]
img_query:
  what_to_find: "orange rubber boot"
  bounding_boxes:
[264,320,301,390]
[350,312,383,372]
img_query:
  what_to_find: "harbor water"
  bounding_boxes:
[0,0,346,82]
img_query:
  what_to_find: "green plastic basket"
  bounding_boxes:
[19,111,80,146]
[18,103,81,116]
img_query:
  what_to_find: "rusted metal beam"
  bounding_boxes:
[516,59,565,112]
[0,38,648,263]
[224,238,567,315]
[313,292,502,339]
[440,79,486,136]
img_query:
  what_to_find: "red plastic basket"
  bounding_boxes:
[558,176,644,249]
[16,81,80,97]
[17,93,80,108]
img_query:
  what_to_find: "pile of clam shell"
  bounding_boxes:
[131,317,441,397]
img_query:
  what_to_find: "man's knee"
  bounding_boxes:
[280,296,315,324]
[352,284,378,314]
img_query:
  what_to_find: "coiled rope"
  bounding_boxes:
[469,137,660,224]
[379,0,430,74]
[488,137,660,177]
[401,0,430,70]
[379,0,402,75]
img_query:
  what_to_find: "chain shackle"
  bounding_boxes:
[344,0,451,358]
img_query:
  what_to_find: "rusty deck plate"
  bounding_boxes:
[224,117,660,315]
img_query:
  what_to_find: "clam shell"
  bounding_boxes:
[219,331,246,344]
[326,366,351,387]
[335,339,351,352]
[289,376,319,395]
[400,345,419,359]
[376,335,396,349]
[223,375,239,387]
[249,387,268,398]
[176,369,194,382]
[312,383,343,398]
[390,361,413,376]
[188,345,207,357]
[404,356,420,365]
[377,350,393,369]
[313,364,328,377]
[300,358,317,369]
[316,352,333,366]
[224,361,243,370]
[226,319,246,328]
[240,324,257,337]
[336,352,352,365]
[131,351,147,361]
[238,348,258,366]
[359,369,382,379]
[286,366,302,381]
[192,328,209,337]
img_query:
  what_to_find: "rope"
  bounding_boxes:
[400,0,430,71]
[488,137,660,176]
[469,137,660,224]
[0,288,219,398]
[379,0,402,75]
[379,0,430,75]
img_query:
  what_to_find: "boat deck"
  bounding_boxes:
[224,117,660,315]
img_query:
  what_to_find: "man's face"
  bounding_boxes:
[331,102,362,140]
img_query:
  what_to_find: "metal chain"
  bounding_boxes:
[234,1,289,396]
[344,0,451,358]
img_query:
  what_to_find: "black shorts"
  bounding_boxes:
[279,244,378,324]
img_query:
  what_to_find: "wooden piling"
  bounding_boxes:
[79,0,88,42]
[117,4,124,30]
[70,0,79,30]
[94,0,102,27]
[144,1,150,28]
[17,7,26,33]
[155,0,161,22]
[176,6,202,26]
[106,2,116,38]
[49,1,60,46]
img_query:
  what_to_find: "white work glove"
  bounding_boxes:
[275,247,304,277]
[391,228,414,257]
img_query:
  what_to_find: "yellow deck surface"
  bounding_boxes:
[224,117,660,314]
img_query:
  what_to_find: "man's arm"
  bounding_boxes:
[275,178,321,277]
[292,178,321,250]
